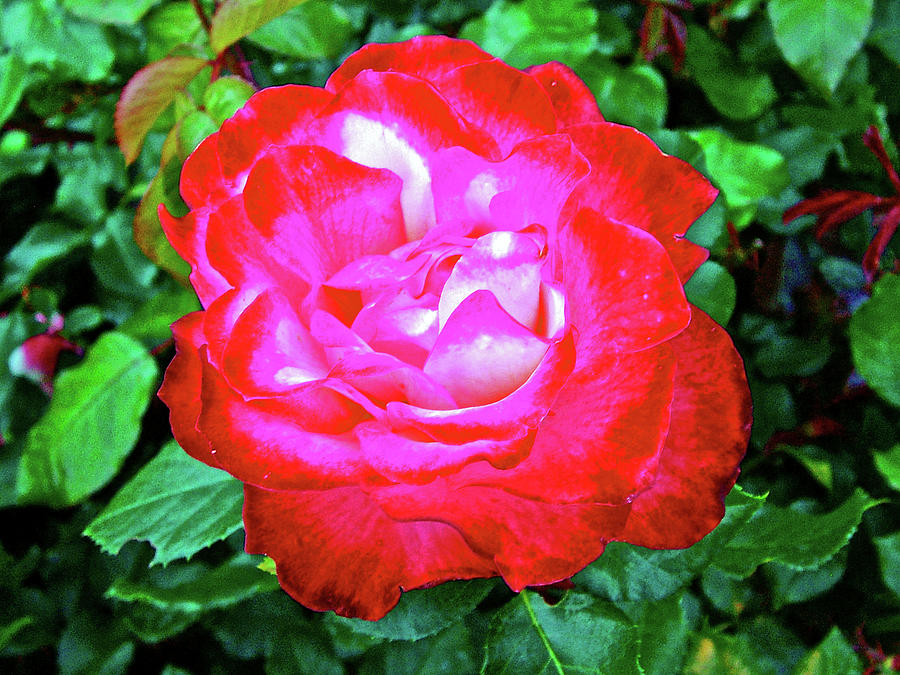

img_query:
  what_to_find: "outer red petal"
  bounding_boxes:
[158,312,220,467]
[371,481,631,592]
[617,308,751,548]
[526,62,606,127]
[563,123,718,281]
[215,85,333,182]
[324,35,494,93]
[243,485,497,620]
[159,207,230,309]
[559,210,691,362]
[196,357,372,491]
[431,59,557,156]
[179,133,234,209]
[452,343,676,505]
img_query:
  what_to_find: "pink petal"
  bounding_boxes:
[617,308,751,548]
[330,351,457,410]
[221,288,329,397]
[312,70,500,238]
[387,329,575,443]
[355,420,534,484]
[243,485,497,620]
[324,35,494,93]
[564,123,718,281]
[179,133,235,208]
[559,210,691,361]
[351,290,440,369]
[431,134,589,237]
[242,144,407,283]
[424,290,550,408]
[432,59,557,156]
[526,62,605,127]
[438,231,543,331]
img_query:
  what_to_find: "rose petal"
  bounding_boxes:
[330,351,457,410]
[243,485,497,620]
[559,210,691,361]
[431,134,590,237]
[452,342,676,505]
[221,287,330,397]
[388,329,575,443]
[526,62,605,126]
[356,420,534,484]
[564,123,718,281]
[159,207,230,308]
[351,290,440,369]
[179,133,235,208]
[158,312,219,466]
[432,59,557,156]
[325,35,494,93]
[424,290,550,408]
[372,480,631,591]
[617,308,752,548]
[313,70,501,238]
[197,358,373,490]
[438,231,543,331]
[242,144,407,283]
[216,85,333,183]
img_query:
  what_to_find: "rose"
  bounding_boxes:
[158,36,752,620]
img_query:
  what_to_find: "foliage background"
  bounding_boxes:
[1,0,899,672]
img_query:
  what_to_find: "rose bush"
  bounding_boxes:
[158,35,752,620]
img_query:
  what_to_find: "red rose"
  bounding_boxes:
[158,36,751,620]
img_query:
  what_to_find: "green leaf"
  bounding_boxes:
[17,332,158,508]
[133,160,191,285]
[764,552,846,610]
[577,58,667,131]
[358,623,479,675]
[459,0,599,68]
[685,261,737,327]
[1,222,89,302]
[756,335,833,378]
[685,25,776,120]
[0,53,28,129]
[176,109,218,160]
[849,274,900,407]
[327,579,495,642]
[874,444,900,491]
[115,56,208,165]
[873,531,900,597]
[791,627,862,675]
[768,0,874,95]
[576,486,765,602]
[712,489,882,576]
[52,144,126,225]
[246,0,355,60]
[482,590,641,674]
[209,0,312,54]
[107,554,278,613]
[118,286,200,346]
[0,616,33,651]
[868,0,900,65]
[62,0,160,24]
[0,0,115,82]
[57,611,135,675]
[689,129,789,228]
[202,76,255,126]
[84,440,244,565]
[90,211,158,296]
[145,1,205,62]
[634,591,695,675]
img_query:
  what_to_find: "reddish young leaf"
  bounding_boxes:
[115,56,208,165]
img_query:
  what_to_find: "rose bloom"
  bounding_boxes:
[158,36,751,620]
